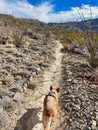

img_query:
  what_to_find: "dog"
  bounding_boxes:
[42,86,60,130]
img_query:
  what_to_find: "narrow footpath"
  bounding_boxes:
[32,40,64,130]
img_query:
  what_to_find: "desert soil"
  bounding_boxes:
[14,41,64,130]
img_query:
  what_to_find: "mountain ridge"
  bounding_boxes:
[0,13,98,33]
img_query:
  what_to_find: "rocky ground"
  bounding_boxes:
[61,49,98,130]
[0,37,98,130]
[0,37,57,130]
[0,15,65,130]
[0,15,98,130]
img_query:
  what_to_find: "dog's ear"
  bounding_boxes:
[50,86,53,90]
[56,88,60,93]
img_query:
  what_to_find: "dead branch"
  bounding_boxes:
[76,72,98,85]
[61,47,74,53]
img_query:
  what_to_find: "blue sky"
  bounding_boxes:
[28,0,98,12]
[0,0,98,23]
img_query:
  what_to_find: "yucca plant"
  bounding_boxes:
[76,6,98,68]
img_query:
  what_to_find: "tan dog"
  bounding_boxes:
[42,86,60,130]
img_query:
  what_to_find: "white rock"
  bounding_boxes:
[92,120,96,130]
[13,92,20,102]
[96,112,98,125]
[0,104,3,113]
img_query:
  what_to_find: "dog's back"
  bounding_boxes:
[42,86,60,130]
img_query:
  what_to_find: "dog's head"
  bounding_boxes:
[50,86,60,97]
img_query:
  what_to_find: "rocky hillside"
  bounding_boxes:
[0,14,98,130]
[0,14,58,130]
[61,47,98,130]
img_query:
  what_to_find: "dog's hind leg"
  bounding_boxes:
[42,113,46,129]
[45,116,51,130]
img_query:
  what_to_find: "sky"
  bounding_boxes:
[0,0,98,23]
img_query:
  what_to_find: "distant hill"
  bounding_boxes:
[0,13,98,33]
[24,17,98,33]
[47,18,98,33]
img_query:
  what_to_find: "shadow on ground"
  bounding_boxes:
[14,107,42,130]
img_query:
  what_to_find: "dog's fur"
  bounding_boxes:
[42,86,60,130]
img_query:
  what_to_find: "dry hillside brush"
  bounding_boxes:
[59,30,98,68]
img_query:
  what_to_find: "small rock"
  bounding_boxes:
[0,104,3,113]
[92,120,96,130]
[13,92,20,102]
[29,75,33,82]
[85,126,91,130]
[0,80,3,85]
[37,67,41,72]
[96,112,98,124]
[67,79,72,82]
[22,83,28,91]
[32,71,37,76]
[74,104,80,110]
[73,79,77,84]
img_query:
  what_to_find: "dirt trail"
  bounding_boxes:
[14,41,63,130]
[32,41,63,130]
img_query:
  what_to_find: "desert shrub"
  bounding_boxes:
[77,7,98,68]
[60,7,98,68]
[61,30,98,67]
[60,31,85,48]
[13,31,23,47]
[83,31,98,67]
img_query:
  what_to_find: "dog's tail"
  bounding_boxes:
[45,116,51,130]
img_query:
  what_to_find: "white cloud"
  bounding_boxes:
[0,0,98,23]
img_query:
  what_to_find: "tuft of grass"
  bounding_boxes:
[13,32,23,47]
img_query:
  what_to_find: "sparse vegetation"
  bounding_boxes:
[82,31,98,67]
[0,13,98,68]
[76,7,98,67]
[61,31,98,67]
[13,32,23,47]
